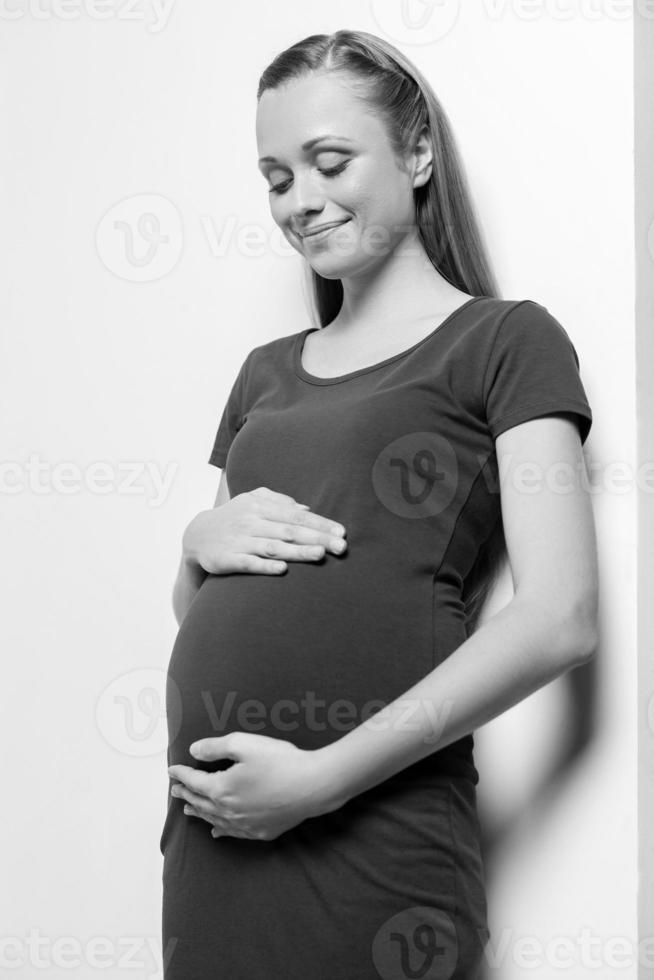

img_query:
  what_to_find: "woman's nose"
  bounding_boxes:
[285,171,326,219]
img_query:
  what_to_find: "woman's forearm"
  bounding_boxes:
[315,594,598,811]
[172,551,208,627]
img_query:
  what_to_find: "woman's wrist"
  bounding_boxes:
[310,742,352,816]
[182,511,208,567]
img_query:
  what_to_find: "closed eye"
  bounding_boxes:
[268,160,350,195]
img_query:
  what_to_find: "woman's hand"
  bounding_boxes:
[182,486,347,576]
[168,732,341,841]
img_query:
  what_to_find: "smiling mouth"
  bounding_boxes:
[301,219,351,240]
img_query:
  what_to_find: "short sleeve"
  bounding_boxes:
[208,350,254,468]
[482,300,593,446]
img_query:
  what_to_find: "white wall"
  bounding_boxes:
[0,3,636,978]
[635,9,654,979]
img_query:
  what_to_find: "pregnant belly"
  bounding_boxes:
[165,554,436,769]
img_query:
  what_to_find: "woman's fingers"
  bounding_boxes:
[184,805,234,834]
[173,775,244,831]
[250,489,343,536]
[180,802,250,839]
[173,785,213,812]
[259,502,345,539]
[186,488,346,578]
[250,536,328,562]
[244,518,347,557]
[182,803,222,825]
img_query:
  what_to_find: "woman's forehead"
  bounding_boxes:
[257,74,356,126]
[256,76,380,158]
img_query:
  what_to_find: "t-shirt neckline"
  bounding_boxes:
[293,296,483,386]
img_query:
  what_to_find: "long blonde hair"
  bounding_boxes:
[257,29,507,633]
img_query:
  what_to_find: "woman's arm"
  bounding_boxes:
[172,470,231,627]
[314,412,599,811]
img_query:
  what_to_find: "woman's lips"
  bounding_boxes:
[301,219,351,241]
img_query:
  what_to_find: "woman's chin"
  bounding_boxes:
[307,260,350,280]
[307,249,365,279]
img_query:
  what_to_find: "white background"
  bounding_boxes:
[0,2,638,978]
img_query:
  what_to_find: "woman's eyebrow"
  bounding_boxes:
[258,135,356,165]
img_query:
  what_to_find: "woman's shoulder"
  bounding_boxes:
[233,329,308,385]
[437,297,585,391]
[456,296,574,348]
[250,327,307,356]
[468,295,547,320]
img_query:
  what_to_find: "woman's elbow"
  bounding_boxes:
[516,586,599,667]
[563,621,598,666]
[557,593,600,666]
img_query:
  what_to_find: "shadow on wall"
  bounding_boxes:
[476,650,600,980]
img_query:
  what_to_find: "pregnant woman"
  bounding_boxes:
[160,29,598,980]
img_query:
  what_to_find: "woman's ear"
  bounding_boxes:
[412,124,434,189]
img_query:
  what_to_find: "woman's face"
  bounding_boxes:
[256,71,422,280]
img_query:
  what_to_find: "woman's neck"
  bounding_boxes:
[329,234,469,336]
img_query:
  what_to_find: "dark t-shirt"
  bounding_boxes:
[160,296,593,979]
[206,297,592,778]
